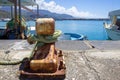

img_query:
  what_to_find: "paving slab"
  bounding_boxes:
[89,40,120,50]
[0,40,120,80]
[0,40,34,50]
[85,50,120,80]
[56,40,90,51]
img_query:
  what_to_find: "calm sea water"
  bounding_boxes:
[0,20,108,40]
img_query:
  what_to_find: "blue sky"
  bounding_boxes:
[35,0,120,18]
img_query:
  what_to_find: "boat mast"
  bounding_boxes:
[18,0,21,30]
[14,0,18,33]
[37,4,39,18]
[10,6,13,18]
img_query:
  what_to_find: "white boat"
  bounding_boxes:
[1,18,11,22]
[104,9,120,40]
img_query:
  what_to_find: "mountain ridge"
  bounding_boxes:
[0,6,74,20]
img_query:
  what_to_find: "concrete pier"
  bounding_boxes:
[0,40,120,80]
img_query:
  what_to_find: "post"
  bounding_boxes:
[10,6,13,18]
[18,0,21,29]
[14,0,17,30]
[37,4,39,18]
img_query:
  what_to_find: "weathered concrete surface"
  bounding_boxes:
[65,50,120,80]
[85,50,120,80]
[90,40,120,50]
[56,40,90,51]
[0,40,120,80]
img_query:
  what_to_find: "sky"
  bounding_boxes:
[32,0,120,18]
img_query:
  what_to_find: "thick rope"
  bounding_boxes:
[0,60,21,65]
[0,30,62,65]
[28,30,62,43]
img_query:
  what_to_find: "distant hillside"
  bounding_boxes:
[0,10,10,18]
[0,6,74,20]
[29,10,74,20]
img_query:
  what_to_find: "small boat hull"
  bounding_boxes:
[0,29,16,39]
[105,28,120,40]
[58,33,85,40]
[0,29,7,39]
[104,22,120,40]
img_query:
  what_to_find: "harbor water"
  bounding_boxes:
[0,20,109,40]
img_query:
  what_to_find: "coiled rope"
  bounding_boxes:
[0,30,62,65]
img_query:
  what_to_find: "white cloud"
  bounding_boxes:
[30,0,97,18]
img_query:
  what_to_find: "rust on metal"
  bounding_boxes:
[20,18,65,78]
[19,43,66,78]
